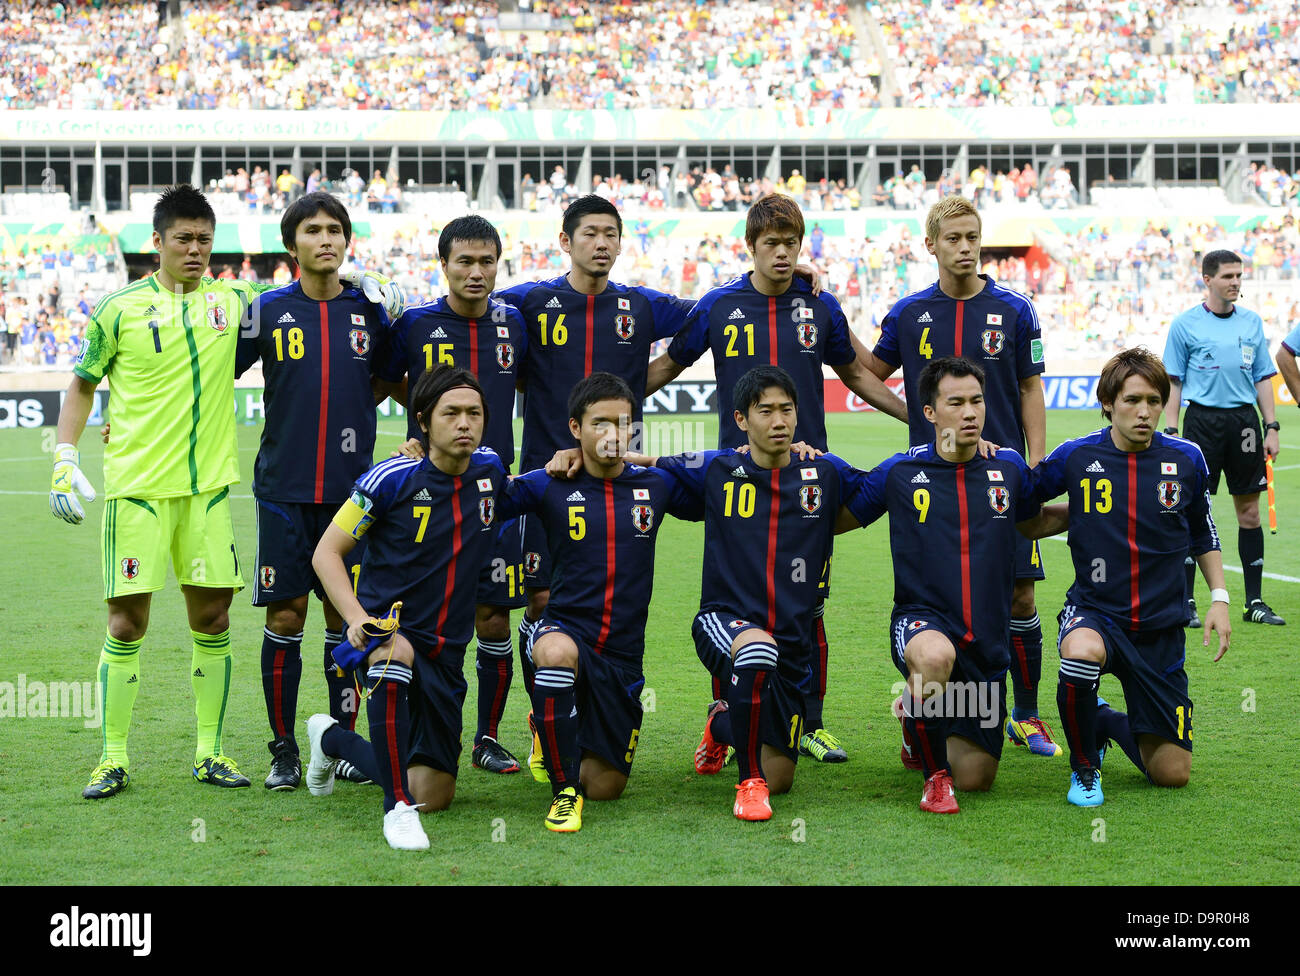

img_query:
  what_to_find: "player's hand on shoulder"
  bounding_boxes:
[790,441,824,460]
[391,437,424,460]
[1204,601,1231,662]
[976,437,1003,458]
[546,448,584,478]
[793,263,822,296]
[100,423,110,445]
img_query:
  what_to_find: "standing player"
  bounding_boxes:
[645,194,908,763]
[507,373,698,831]
[494,195,694,769]
[841,357,1058,813]
[1034,348,1230,805]
[866,195,1060,758]
[378,215,530,774]
[650,366,868,820]
[235,191,398,791]
[1162,249,1284,627]
[307,367,508,850]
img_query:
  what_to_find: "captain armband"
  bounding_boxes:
[333,491,376,540]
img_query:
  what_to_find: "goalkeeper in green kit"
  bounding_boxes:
[50,185,405,799]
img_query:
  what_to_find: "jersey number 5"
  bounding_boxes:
[568,505,586,540]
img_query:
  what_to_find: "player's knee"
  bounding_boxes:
[1059,633,1106,665]
[532,634,577,669]
[729,629,776,660]
[475,604,511,642]
[765,761,795,795]
[952,764,997,793]
[1235,502,1261,528]
[581,771,627,801]
[106,609,148,643]
[408,768,455,810]
[267,601,307,636]
[369,634,414,668]
[1148,756,1191,789]
[1010,587,1037,620]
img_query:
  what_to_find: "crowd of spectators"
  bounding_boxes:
[0,251,113,369]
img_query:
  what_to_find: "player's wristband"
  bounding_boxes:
[1210,588,1230,606]
[1162,426,1178,435]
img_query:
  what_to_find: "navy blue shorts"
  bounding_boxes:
[252,499,364,607]
[1057,608,1193,752]
[1015,534,1046,582]
[889,610,1008,760]
[526,619,644,776]
[403,647,468,776]
[520,512,552,591]
[691,611,808,761]
[475,517,527,609]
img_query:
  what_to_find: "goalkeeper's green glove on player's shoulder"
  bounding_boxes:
[339,268,407,320]
[50,442,97,524]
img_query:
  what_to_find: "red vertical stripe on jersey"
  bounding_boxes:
[314,302,331,504]
[768,296,778,365]
[584,294,595,377]
[955,464,974,647]
[1127,453,1140,628]
[468,318,478,377]
[953,300,965,355]
[766,469,780,632]
[433,475,464,655]
[594,480,616,655]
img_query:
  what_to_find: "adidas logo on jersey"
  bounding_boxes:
[431,326,448,338]
[917,311,933,323]
[143,305,159,316]
[546,297,562,309]
[567,491,585,502]
[731,466,748,477]
[277,312,296,324]
[911,472,930,484]
[729,307,745,320]
[413,488,432,501]
[1086,460,1105,473]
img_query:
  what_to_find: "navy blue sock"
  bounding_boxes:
[902,691,948,778]
[475,637,513,744]
[1240,526,1264,605]
[1095,701,1145,775]
[261,628,303,751]
[1009,613,1042,720]
[321,722,381,783]
[709,705,734,746]
[323,630,355,728]
[365,662,413,813]
[727,641,778,783]
[531,666,579,792]
[1057,659,1101,775]
[518,614,538,696]
[805,604,828,729]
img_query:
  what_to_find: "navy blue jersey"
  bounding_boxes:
[502,464,699,666]
[1033,430,1219,631]
[849,445,1038,661]
[666,274,856,451]
[495,275,691,471]
[656,449,864,649]
[378,296,528,468]
[350,449,507,661]
[236,281,390,504]
[874,276,1045,450]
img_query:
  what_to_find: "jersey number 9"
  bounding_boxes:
[913,487,930,523]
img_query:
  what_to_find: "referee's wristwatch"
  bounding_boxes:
[1265,420,1281,432]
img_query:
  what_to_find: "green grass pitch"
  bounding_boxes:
[2,410,1296,885]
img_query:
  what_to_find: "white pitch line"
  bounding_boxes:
[1039,534,1300,582]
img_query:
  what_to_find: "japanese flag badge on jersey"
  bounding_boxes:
[351,313,365,326]
[497,326,510,338]
[987,470,1004,481]
[633,488,650,500]
[798,306,815,320]
[477,478,493,492]
[617,297,631,310]
[986,313,1002,325]
[1162,462,1177,475]
[800,467,818,480]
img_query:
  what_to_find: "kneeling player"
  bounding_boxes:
[307,367,507,850]
[508,373,697,832]
[1031,348,1230,806]
[841,357,1059,813]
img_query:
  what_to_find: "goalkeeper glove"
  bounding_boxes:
[339,268,407,319]
[50,442,97,524]
[333,601,403,670]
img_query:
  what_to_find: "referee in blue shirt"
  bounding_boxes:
[1163,248,1284,626]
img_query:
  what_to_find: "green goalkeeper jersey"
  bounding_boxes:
[74,273,265,500]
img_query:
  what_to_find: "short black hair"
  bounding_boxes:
[438,215,502,262]
[918,356,985,407]
[733,365,798,415]
[280,191,352,251]
[410,365,488,447]
[153,184,216,237]
[562,194,622,240]
[567,371,635,423]
[1202,249,1242,277]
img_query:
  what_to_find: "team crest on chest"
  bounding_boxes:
[208,306,228,332]
[479,497,495,527]
[631,504,654,533]
[799,484,822,514]
[496,342,515,369]
[1157,480,1181,509]
[797,322,818,349]
[525,552,541,574]
[614,314,635,340]
[121,557,140,580]
[987,485,1010,514]
[259,565,276,588]
[981,329,1004,356]
[349,328,370,356]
